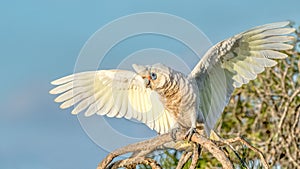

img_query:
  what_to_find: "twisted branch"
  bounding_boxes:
[97,130,234,169]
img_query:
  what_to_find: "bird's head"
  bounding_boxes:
[132,63,172,90]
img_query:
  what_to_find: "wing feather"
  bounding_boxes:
[50,70,176,134]
[116,92,128,118]
[189,21,295,134]
[243,21,290,37]
[60,90,91,109]
[250,50,288,59]
[249,28,295,40]
[85,97,102,117]
[51,72,96,85]
[249,36,294,45]
[111,91,124,118]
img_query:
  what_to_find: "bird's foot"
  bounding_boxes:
[185,127,196,141]
[171,127,180,141]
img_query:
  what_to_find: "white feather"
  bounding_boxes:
[51,71,96,85]
[249,36,295,45]
[50,69,176,134]
[248,28,295,40]
[242,22,290,39]
[251,43,293,51]
[60,91,91,109]
[116,91,128,118]
[250,50,288,59]
[189,21,294,134]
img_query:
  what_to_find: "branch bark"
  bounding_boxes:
[97,130,234,169]
[176,151,193,169]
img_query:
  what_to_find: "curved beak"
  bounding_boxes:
[143,76,151,88]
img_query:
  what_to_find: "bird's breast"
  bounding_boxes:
[156,75,197,119]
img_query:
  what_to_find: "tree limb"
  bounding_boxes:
[97,130,234,169]
[176,151,193,169]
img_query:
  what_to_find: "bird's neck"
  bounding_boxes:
[155,72,181,100]
[155,72,194,118]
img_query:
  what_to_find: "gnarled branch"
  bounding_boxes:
[97,129,234,169]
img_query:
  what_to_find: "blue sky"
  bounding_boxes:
[1,1,299,169]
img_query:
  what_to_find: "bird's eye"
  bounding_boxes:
[150,72,157,80]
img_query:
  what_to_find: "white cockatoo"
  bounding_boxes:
[50,21,295,139]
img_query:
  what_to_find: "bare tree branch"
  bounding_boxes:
[109,157,162,169]
[189,143,200,169]
[97,130,234,169]
[217,136,269,169]
[176,151,193,169]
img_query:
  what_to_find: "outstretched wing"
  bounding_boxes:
[50,70,176,134]
[189,21,295,134]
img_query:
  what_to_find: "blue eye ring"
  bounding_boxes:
[150,72,157,80]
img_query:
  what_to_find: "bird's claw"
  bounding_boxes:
[185,127,196,141]
[171,127,180,141]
